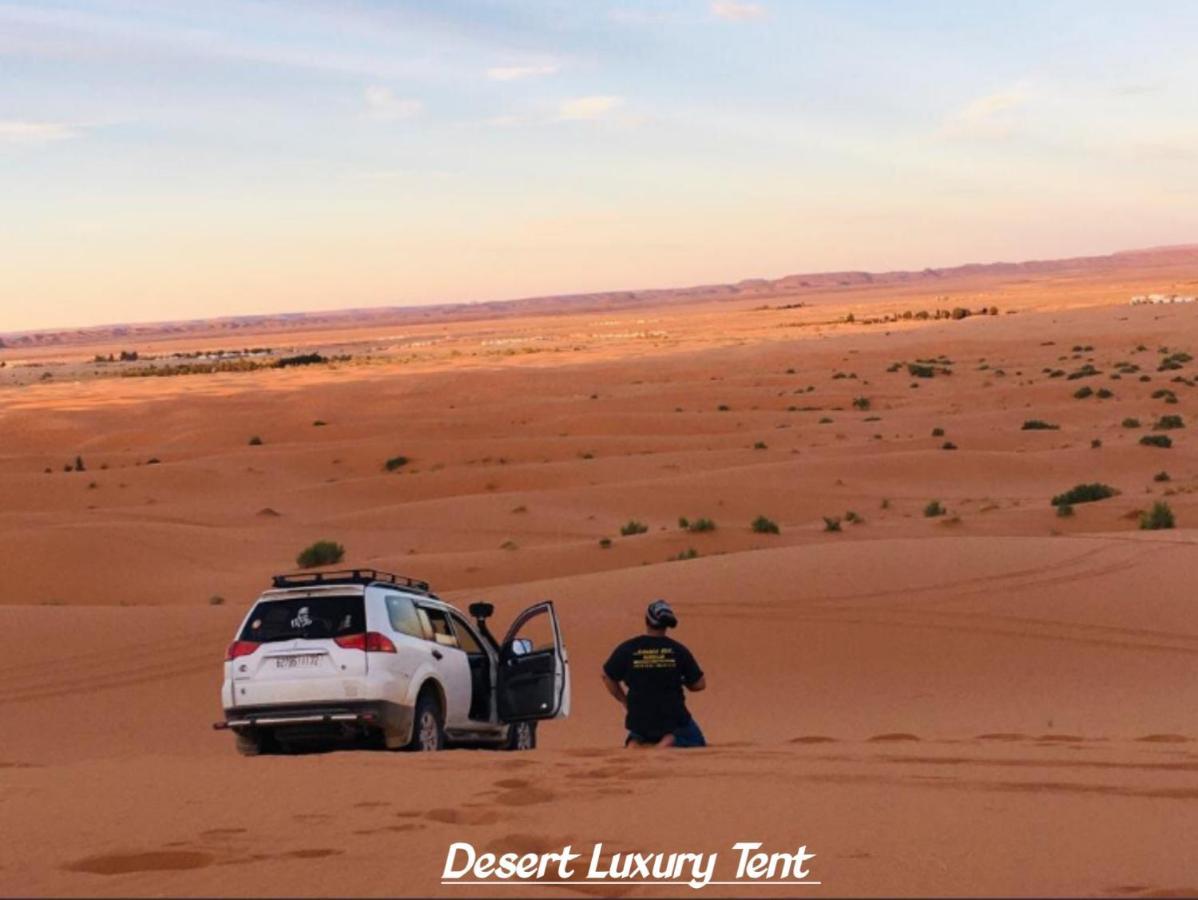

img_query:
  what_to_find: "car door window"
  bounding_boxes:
[385,595,426,639]
[421,607,459,648]
[449,613,484,654]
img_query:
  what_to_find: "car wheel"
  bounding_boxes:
[504,720,537,751]
[407,693,445,751]
[234,730,275,756]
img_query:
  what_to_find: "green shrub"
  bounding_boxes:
[296,540,345,568]
[823,516,842,532]
[384,455,410,471]
[942,441,957,450]
[599,537,612,549]
[908,363,936,378]
[923,500,945,517]
[753,441,768,450]
[248,435,263,446]
[931,427,944,437]
[620,520,649,536]
[1139,501,1175,530]
[1140,434,1173,448]
[672,547,699,561]
[312,420,327,427]
[1073,386,1093,399]
[1153,415,1185,430]
[687,517,716,533]
[1153,471,1171,482]
[844,510,863,524]
[1022,420,1059,431]
[1050,483,1117,506]
[1122,417,1141,429]
[1096,388,1114,399]
[852,396,871,410]
[751,515,780,534]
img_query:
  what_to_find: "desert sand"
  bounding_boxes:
[2,247,1198,897]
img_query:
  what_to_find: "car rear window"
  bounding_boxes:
[240,595,365,643]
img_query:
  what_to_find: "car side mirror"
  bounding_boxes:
[468,602,494,620]
[509,638,533,657]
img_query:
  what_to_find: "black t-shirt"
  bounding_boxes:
[603,635,703,740]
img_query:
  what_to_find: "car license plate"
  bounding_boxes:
[275,655,322,669]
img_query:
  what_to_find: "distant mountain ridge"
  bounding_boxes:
[4,243,1197,348]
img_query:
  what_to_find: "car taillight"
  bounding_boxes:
[226,640,260,660]
[335,632,396,653]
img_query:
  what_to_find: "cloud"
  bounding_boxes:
[710,1,766,21]
[363,85,422,121]
[486,64,558,81]
[558,95,623,121]
[0,120,79,144]
[938,84,1030,141]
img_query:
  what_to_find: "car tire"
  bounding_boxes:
[234,730,274,756]
[503,720,537,751]
[407,692,445,751]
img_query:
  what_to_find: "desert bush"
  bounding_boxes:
[1139,501,1175,530]
[1050,483,1117,506]
[620,520,649,536]
[1153,415,1185,430]
[907,363,936,378]
[248,435,263,445]
[1122,417,1141,429]
[1097,388,1114,399]
[852,396,871,410]
[753,441,768,450]
[751,515,780,534]
[687,517,716,533]
[313,420,327,427]
[844,510,863,524]
[599,537,612,549]
[931,427,944,437]
[1073,386,1093,399]
[1056,503,1075,518]
[1140,434,1173,448]
[942,441,958,450]
[275,352,327,368]
[823,516,842,532]
[671,547,699,561]
[1022,420,1059,431]
[1153,471,1171,482]
[1090,438,1102,449]
[208,594,225,606]
[296,540,345,568]
[923,500,945,517]
[384,455,409,471]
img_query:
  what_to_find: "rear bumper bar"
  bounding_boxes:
[214,700,415,748]
[214,711,377,730]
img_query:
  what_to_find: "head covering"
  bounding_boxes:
[646,599,677,629]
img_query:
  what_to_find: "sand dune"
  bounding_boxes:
[2,252,1198,895]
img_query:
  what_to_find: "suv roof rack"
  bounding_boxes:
[270,569,433,594]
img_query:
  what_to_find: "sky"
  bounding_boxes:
[2,0,1197,332]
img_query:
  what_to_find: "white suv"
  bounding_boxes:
[215,569,570,754]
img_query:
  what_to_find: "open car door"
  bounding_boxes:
[497,601,570,721]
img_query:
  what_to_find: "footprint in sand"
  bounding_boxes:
[1136,734,1191,744]
[200,827,247,838]
[868,733,921,743]
[426,808,502,826]
[497,787,556,806]
[789,735,838,744]
[64,850,213,875]
[976,733,1027,742]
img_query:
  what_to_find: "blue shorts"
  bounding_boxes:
[627,719,707,748]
